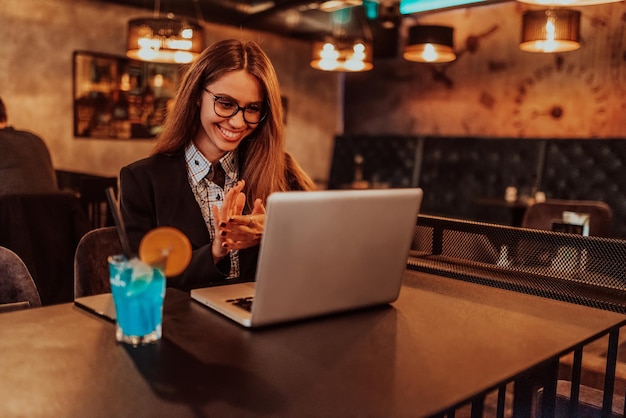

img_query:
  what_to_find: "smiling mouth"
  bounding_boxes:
[218,125,243,140]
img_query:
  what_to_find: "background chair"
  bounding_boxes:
[0,246,42,313]
[0,192,89,305]
[56,170,118,230]
[74,227,122,298]
[521,199,613,237]
[78,176,118,230]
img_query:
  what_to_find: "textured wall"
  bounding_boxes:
[2,0,625,187]
[344,2,626,139]
[0,0,341,183]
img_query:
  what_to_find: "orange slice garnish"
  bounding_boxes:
[138,226,192,277]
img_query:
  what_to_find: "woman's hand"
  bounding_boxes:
[211,180,246,261]
[222,198,266,250]
[211,180,266,260]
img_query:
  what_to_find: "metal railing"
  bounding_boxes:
[408,215,626,417]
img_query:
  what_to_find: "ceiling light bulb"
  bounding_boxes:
[181,28,194,39]
[173,51,195,64]
[422,44,437,61]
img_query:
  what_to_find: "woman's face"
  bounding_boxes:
[195,70,263,163]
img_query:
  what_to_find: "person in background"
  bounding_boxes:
[0,97,58,195]
[120,39,315,290]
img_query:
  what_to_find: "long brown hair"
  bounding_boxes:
[153,39,314,209]
[0,97,7,124]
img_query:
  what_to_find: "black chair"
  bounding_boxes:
[56,170,118,230]
[74,227,122,298]
[0,246,42,313]
[0,192,89,305]
[78,176,118,230]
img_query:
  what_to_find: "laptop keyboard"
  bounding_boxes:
[227,296,254,312]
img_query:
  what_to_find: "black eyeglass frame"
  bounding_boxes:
[203,88,268,125]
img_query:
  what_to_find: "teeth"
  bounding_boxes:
[219,125,240,140]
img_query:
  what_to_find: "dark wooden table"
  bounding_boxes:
[1,270,625,417]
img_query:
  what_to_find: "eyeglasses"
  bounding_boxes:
[204,89,267,125]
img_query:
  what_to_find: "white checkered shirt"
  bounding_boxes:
[185,143,240,278]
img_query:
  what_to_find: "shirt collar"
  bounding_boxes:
[185,142,238,186]
[220,151,238,184]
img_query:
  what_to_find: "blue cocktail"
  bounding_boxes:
[108,255,165,345]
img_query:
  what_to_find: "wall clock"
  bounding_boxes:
[511,56,610,138]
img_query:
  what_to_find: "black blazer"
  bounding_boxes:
[120,151,259,290]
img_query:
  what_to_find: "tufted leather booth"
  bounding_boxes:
[329,136,626,239]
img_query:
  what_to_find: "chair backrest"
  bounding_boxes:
[0,246,42,312]
[521,199,613,237]
[0,192,90,305]
[78,176,118,230]
[74,227,122,298]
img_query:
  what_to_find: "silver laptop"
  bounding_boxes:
[75,293,116,322]
[191,188,423,328]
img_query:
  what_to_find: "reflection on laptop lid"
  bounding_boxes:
[191,188,423,328]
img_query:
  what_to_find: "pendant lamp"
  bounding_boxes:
[403,25,456,63]
[126,16,204,64]
[310,8,374,72]
[520,9,581,53]
[310,40,374,71]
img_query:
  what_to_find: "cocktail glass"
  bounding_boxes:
[108,255,166,346]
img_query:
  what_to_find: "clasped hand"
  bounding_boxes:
[211,179,265,261]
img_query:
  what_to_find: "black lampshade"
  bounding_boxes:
[403,25,456,63]
[520,9,581,53]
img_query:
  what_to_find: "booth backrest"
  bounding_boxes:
[329,136,626,239]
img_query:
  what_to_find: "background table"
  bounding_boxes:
[474,197,531,227]
[1,270,624,417]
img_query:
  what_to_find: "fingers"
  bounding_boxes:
[219,180,246,225]
[227,198,265,226]
[212,203,221,224]
[235,192,246,214]
[212,204,229,260]
[227,215,253,227]
[221,234,262,251]
[232,179,245,192]
[252,198,266,215]
[213,180,264,253]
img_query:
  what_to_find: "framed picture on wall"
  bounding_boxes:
[73,51,182,140]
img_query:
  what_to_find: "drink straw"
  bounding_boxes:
[105,187,134,259]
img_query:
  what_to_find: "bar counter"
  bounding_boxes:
[1,270,624,417]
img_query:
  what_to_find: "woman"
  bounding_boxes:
[120,39,315,290]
